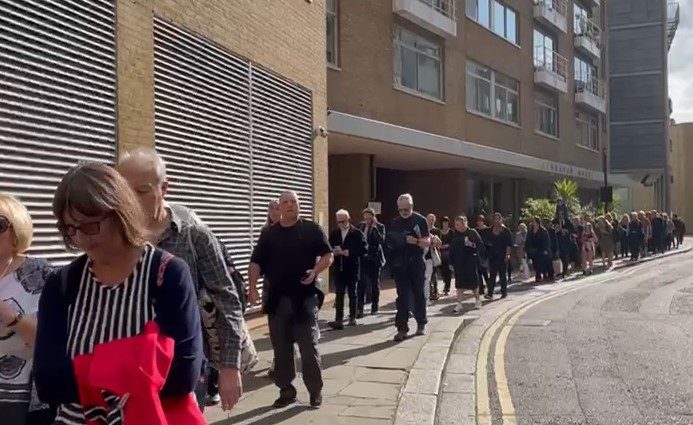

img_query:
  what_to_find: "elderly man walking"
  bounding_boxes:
[248,191,333,409]
[328,209,367,330]
[386,194,431,342]
[117,148,245,412]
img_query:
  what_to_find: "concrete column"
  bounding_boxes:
[328,154,373,229]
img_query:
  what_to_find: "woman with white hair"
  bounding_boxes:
[0,193,53,425]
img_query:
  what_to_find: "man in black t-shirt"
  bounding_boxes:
[385,193,431,342]
[249,191,333,409]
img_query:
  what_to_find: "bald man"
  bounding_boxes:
[118,148,245,412]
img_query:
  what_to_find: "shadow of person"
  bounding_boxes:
[211,405,306,425]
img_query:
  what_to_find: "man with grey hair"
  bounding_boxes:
[249,190,333,408]
[117,148,245,412]
[385,193,431,342]
[327,209,367,330]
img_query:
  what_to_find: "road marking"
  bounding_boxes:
[476,266,645,424]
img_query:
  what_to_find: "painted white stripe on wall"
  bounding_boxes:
[328,111,636,188]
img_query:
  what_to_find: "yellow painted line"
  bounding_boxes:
[490,266,644,424]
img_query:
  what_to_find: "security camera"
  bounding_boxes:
[317,126,329,138]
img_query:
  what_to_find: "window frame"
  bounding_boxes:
[533,26,557,69]
[573,1,590,36]
[576,111,599,151]
[535,90,559,138]
[574,54,596,88]
[467,0,519,45]
[326,0,339,67]
[393,26,444,100]
[466,60,520,125]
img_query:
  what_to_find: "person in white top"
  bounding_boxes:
[0,193,53,425]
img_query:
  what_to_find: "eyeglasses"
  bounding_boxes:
[0,216,11,235]
[337,220,348,224]
[58,215,109,237]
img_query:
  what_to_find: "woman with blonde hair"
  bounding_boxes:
[34,163,204,424]
[0,193,54,425]
[596,216,614,268]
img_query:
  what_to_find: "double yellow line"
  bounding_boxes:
[475,268,641,424]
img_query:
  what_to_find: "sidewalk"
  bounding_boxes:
[205,242,690,425]
[205,286,474,425]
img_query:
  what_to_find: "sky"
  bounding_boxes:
[669,0,693,124]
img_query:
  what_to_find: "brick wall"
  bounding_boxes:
[115,0,328,223]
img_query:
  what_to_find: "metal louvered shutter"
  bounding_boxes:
[249,65,314,243]
[153,17,253,271]
[0,0,116,264]
[152,18,315,285]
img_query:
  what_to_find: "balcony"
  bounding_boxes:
[587,0,600,8]
[667,2,680,51]
[574,16,601,61]
[393,0,457,38]
[533,0,568,34]
[534,46,568,93]
[575,75,606,114]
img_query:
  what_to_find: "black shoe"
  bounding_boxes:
[273,394,297,408]
[371,307,379,315]
[394,331,407,342]
[500,293,508,299]
[348,318,357,326]
[310,394,323,408]
[328,321,344,330]
[356,311,364,319]
[484,294,493,300]
[415,324,427,336]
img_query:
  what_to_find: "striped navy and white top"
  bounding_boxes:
[55,245,156,425]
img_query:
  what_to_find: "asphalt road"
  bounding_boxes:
[501,251,693,425]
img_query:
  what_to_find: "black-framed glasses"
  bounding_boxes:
[0,216,10,234]
[58,215,109,237]
[337,220,348,224]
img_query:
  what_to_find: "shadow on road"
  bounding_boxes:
[211,405,306,425]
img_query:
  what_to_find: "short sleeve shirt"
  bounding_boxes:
[389,212,430,259]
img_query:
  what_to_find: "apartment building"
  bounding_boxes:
[0,0,327,274]
[327,0,627,225]
[669,121,693,227]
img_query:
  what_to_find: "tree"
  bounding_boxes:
[520,198,555,223]
[553,179,580,213]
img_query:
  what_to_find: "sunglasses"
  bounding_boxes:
[0,216,11,234]
[58,215,109,237]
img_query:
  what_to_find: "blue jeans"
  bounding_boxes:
[393,260,427,332]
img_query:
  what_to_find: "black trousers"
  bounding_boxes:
[488,258,509,296]
[393,261,427,332]
[478,264,489,294]
[629,240,641,260]
[268,296,323,398]
[440,260,453,293]
[334,273,358,322]
[358,261,382,313]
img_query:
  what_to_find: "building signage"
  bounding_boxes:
[541,161,594,181]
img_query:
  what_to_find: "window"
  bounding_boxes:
[466,60,519,125]
[535,90,558,137]
[574,2,589,35]
[326,0,338,66]
[393,27,443,99]
[574,54,596,91]
[467,0,518,44]
[576,111,599,150]
[533,27,556,68]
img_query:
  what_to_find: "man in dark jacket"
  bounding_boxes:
[357,208,386,316]
[673,214,686,247]
[526,217,551,283]
[328,209,367,330]
[651,211,666,254]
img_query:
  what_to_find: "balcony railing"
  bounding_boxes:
[534,45,568,93]
[534,0,568,33]
[418,0,456,20]
[534,46,568,81]
[575,74,606,113]
[575,16,601,48]
[667,2,680,50]
[393,0,457,37]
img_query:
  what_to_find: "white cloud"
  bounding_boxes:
[669,1,693,123]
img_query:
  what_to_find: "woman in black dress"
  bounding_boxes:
[449,216,485,313]
[439,217,454,296]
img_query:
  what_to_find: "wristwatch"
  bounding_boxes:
[7,312,23,328]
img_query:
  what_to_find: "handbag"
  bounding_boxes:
[552,259,563,275]
[431,248,442,267]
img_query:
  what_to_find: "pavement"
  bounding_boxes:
[203,241,691,425]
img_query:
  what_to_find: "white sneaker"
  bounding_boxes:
[452,302,463,314]
[475,300,482,310]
